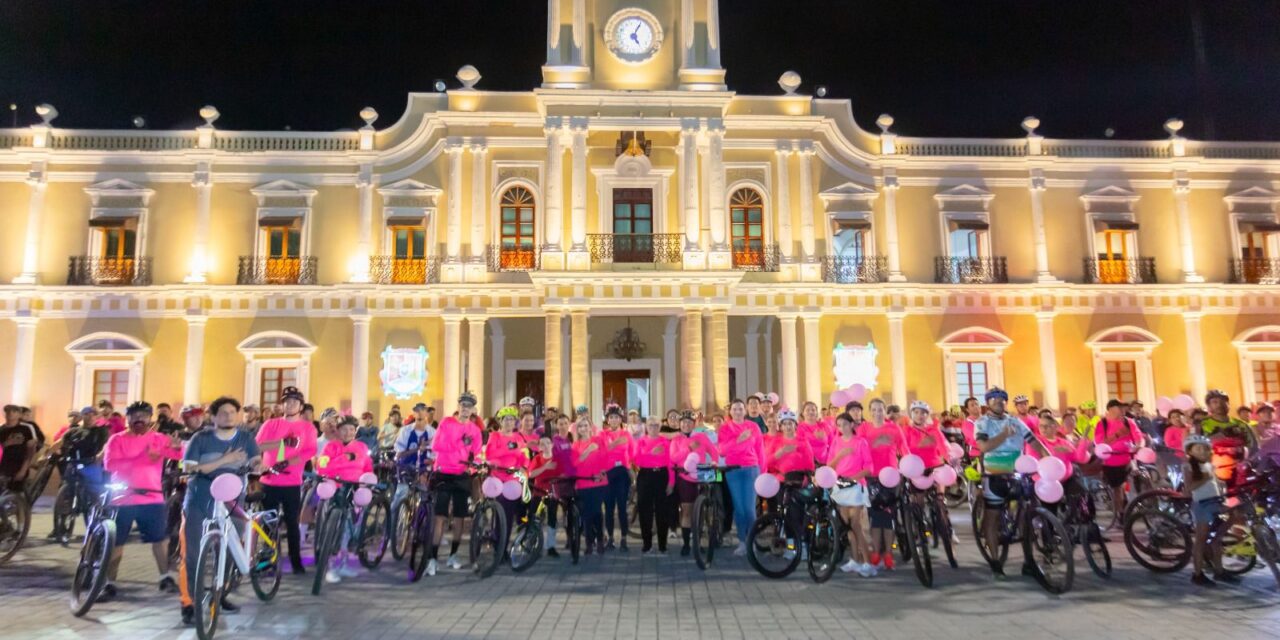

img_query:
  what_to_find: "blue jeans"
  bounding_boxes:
[724,466,759,545]
[603,466,631,540]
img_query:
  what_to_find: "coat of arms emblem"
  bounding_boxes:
[380,345,429,399]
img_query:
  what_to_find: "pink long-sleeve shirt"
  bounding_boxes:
[1028,434,1091,472]
[669,431,718,483]
[103,430,182,506]
[432,416,483,475]
[766,434,816,476]
[903,422,949,469]
[634,434,674,486]
[484,430,530,482]
[257,417,318,488]
[571,436,609,489]
[600,428,634,470]
[1094,417,1143,467]
[798,421,833,461]
[718,419,766,469]
[826,433,874,485]
[856,421,908,474]
[318,439,373,483]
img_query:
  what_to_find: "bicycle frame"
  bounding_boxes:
[201,497,278,591]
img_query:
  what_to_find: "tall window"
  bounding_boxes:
[1104,360,1138,402]
[500,186,537,269]
[264,225,302,284]
[1242,231,1271,260]
[390,226,427,284]
[612,188,654,262]
[260,367,298,407]
[949,228,981,259]
[1096,229,1132,284]
[98,226,138,283]
[93,369,130,408]
[955,361,988,401]
[833,224,866,260]
[1255,360,1280,402]
[730,188,765,267]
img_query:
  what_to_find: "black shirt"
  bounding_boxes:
[0,422,40,476]
[61,425,110,463]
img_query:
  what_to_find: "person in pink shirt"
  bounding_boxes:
[254,385,318,574]
[669,411,718,556]
[826,411,876,576]
[1029,414,1092,498]
[599,405,635,551]
[903,401,949,471]
[634,416,674,554]
[960,397,982,458]
[719,399,766,556]
[485,407,531,557]
[1094,399,1145,521]
[426,392,484,573]
[797,401,832,465]
[315,415,373,583]
[570,417,609,555]
[1014,395,1041,438]
[769,410,816,558]
[1162,409,1189,460]
[856,398,907,570]
[101,401,182,599]
[527,434,564,557]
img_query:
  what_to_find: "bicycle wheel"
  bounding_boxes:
[1218,523,1257,577]
[24,458,55,505]
[311,506,343,596]
[249,516,282,601]
[1123,489,1188,526]
[166,491,184,567]
[509,517,544,573]
[970,498,1009,569]
[1080,523,1112,579]
[357,496,390,570]
[566,501,582,565]
[392,493,416,561]
[193,530,223,640]
[893,500,912,563]
[906,506,933,587]
[0,494,31,565]
[1024,507,1074,595]
[69,519,114,617]
[942,479,967,510]
[469,500,506,579]
[806,508,842,584]
[1124,508,1191,573]
[407,499,434,583]
[931,500,958,569]
[691,493,719,570]
[1251,521,1280,589]
[53,482,79,544]
[1092,483,1118,530]
[746,515,800,579]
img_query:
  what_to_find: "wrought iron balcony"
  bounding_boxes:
[67,256,152,286]
[236,256,318,285]
[587,233,683,264]
[733,244,781,272]
[369,256,440,284]
[486,245,540,272]
[934,256,1008,284]
[1083,257,1157,284]
[823,255,888,284]
[1228,258,1280,284]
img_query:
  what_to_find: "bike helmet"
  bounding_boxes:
[458,391,478,407]
[518,396,536,408]
[766,392,780,405]
[984,387,1009,403]
[1079,400,1097,410]
[1013,395,1029,404]
[496,406,519,421]
[1205,389,1229,407]
[179,404,203,419]
[280,386,304,403]
[909,400,931,414]
[604,403,623,418]
[575,404,589,414]
[1183,434,1211,451]
[319,407,340,422]
[777,409,798,424]
[679,410,696,422]
[127,401,154,416]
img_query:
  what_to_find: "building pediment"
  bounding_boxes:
[84,178,154,206]
[377,178,441,197]
[251,179,317,206]
[819,182,878,203]
[1225,185,1280,207]
[1081,185,1139,203]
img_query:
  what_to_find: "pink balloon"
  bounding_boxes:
[210,474,244,503]
[1037,456,1067,483]
[1135,447,1157,465]
[848,384,867,402]
[947,442,964,462]
[932,465,957,487]
[316,480,337,501]
[359,472,379,486]
[754,473,781,498]
[1173,394,1196,412]
[1156,396,1175,415]
[830,389,851,408]
[911,474,934,490]
[481,477,504,499]
[815,466,838,489]
[899,454,926,479]
[1035,479,1064,503]
[877,466,901,488]
[1014,455,1039,475]
[353,487,373,508]
[502,480,523,501]
[1094,442,1112,460]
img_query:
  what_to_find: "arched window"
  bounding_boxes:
[730,188,765,268]
[499,186,537,269]
[66,332,150,409]
[237,331,316,406]
[1233,326,1280,403]
[937,328,1012,407]
[1086,326,1161,406]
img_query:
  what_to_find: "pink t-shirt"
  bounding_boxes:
[600,428,634,470]
[571,436,609,489]
[719,419,766,469]
[1163,426,1187,459]
[484,430,530,482]
[766,434,815,476]
[903,422,949,469]
[826,433,874,484]
[257,416,319,487]
[103,430,181,505]
[669,431,718,483]
[856,421,908,474]
[1094,416,1143,467]
[798,421,833,460]
[432,416,483,475]
[318,439,373,483]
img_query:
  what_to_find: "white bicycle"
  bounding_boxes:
[192,473,282,640]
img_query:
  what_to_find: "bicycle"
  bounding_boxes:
[0,477,31,566]
[310,475,377,595]
[356,478,391,570]
[690,464,735,570]
[52,460,95,545]
[510,475,585,570]
[1058,475,1111,579]
[23,449,60,505]
[972,472,1075,594]
[899,478,958,588]
[405,466,439,582]
[69,482,167,617]
[747,473,830,580]
[468,462,511,579]
[191,474,282,640]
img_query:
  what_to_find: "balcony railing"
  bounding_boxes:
[823,255,888,284]
[1229,258,1280,284]
[486,245,540,272]
[237,256,318,285]
[732,244,781,272]
[934,256,1008,284]
[1083,257,1157,285]
[369,256,440,284]
[66,256,152,286]
[587,233,683,264]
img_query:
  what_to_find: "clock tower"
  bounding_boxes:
[542,0,726,91]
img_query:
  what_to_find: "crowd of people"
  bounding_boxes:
[1,382,1278,627]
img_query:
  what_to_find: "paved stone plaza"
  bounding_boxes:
[2,506,1278,640]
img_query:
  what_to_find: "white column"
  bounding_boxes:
[570,0,586,66]
[680,120,704,267]
[705,0,722,68]
[1174,172,1203,283]
[680,0,695,69]
[470,144,488,262]
[1029,170,1057,283]
[442,313,463,415]
[764,319,775,393]
[544,311,563,410]
[544,119,565,257]
[546,0,561,63]
[351,314,371,413]
[466,315,486,412]
[10,316,38,406]
[663,317,679,415]
[14,163,47,284]
[1184,311,1208,403]
[489,320,505,415]
[882,172,906,282]
[802,313,822,409]
[745,317,762,396]
[709,308,729,411]
[683,309,705,410]
[445,143,465,263]
[570,310,589,408]
[797,144,816,260]
[186,162,213,283]
[569,119,588,257]
[887,311,907,407]
[779,314,800,410]
[774,146,793,261]
[1035,311,1060,411]
[706,120,728,256]
[183,315,208,406]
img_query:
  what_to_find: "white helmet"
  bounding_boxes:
[909,400,931,414]
[518,396,536,408]
[777,409,798,424]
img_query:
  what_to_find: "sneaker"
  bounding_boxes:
[219,597,240,613]
[839,559,860,573]
[859,563,879,578]
[869,552,881,567]
[158,575,178,593]
[643,548,657,556]
[325,571,341,584]
[883,554,895,570]
[446,555,463,570]
[547,548,560,558]
[96,583,118,603]
[426,559,438,576]
[337,564,359,578]
[181,605,195,626]
[290,564,307,575]
[733,543,748,557]
[605,539,616,552]
[1191,572,1216,587]
[620,539,629,552]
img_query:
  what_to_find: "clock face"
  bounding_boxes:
[605,10,662,63]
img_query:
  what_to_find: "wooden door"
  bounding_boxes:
[602,369,649,413]
[265,225,302,283]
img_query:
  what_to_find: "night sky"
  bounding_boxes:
[1,0,1277,140]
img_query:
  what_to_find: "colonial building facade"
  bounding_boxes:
[4,0,1280,427]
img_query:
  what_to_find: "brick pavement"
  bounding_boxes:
[2,505,1278,640]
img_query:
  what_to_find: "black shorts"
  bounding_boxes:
[433,473,471,518]
[675,476,698,503]
[982,475,1017,507]
[1101,465,1129,489]
[867,479,897,529]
